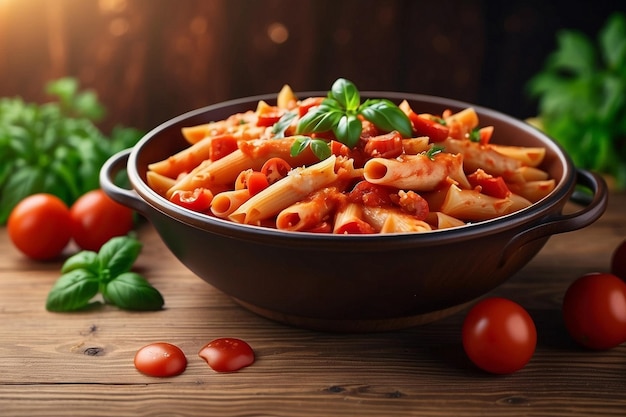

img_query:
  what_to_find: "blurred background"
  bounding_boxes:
[0,0,621,133]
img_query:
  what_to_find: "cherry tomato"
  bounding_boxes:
[261,157,292,184]
[198,338,255,372]
[462,297,537,374]
[170,188,214,212]
[134,342,187,377]
[70,189,134,251]
[562,272,626,350]
[8,193,73,260]
[611,240,626,280]
[209,134,238,161]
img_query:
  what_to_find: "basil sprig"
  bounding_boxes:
[295,78,413,149]
[0,77,143,224]
[46,236,164,312]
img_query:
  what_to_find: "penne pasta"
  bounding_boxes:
[363,152,470,191]
[441,137,522,179]
[362,206,432,233]
[276,187,345,231]
[230,155,340,225]
[333,203,376,234]
[210,189,251,218]
[440,184,513,221]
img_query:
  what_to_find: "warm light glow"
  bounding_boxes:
[267,22,289,44]
[99,0,127,14]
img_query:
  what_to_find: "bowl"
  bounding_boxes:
[100,92,608,332]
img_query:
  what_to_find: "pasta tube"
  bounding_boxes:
[363,152,470,191]
[230,155,340,225]
[440,184,513,221]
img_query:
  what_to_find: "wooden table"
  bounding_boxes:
[1,193,625,417]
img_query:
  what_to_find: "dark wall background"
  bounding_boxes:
[0,0,621,133]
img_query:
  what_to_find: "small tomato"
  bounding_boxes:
[8,194,72,260]
[562,272,626,350]
[70,189,134,251]
[462,297,537,374]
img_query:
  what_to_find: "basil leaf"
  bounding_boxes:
[309,139,332,160]
[46,269,100,312]
[290,136,311,157]
[103,272,164,311]
[61,251,99,274]
[360,99,413,138]
[296,104,343,134]
[98,236,141,278]
[272,111,297,138]
[334,114,362,149]
[330,78,360,111]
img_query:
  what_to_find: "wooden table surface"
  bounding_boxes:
[1,193,625,417]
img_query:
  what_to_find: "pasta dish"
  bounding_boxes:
[145,79,555,234]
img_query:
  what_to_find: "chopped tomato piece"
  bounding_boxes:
[261,157,292,184]
[363,131,403,158]
[329,140,351,157]
[298,97,325,117]
[170,188,214,212]
[395,190,429,220]
[246,171,270,195]
[408,111,450,142]
[210,135,238,161]
[256,105,285,127]
[348,181,394,207]
[468,170,510,198]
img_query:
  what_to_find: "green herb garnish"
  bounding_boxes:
[46,236,164,312]
[272,111,297,138]
[526,12,626,189]
[290,136,332,160]
[425,145,445,160]
[295,78,412,149]
[0,77,144,224]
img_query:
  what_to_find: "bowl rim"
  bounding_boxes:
[126,91,576,250]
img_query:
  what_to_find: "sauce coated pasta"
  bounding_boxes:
[146,81,555,234]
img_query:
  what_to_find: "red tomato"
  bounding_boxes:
[298,96,325,117]
[198,338,255,372]
[611,240,626,280]
[209,135,238,161]
[468,170,510,198]
[256,105,285,127]
[261,157,292,184]
[562,272,626,350]
[170,188,214,212]
[134,342,187,377]
[245,171,270,195]
[8,193,72,260]
[408,111,450,142]
[462,297,537,374]
[363,131,403,158]
[70,189,134,252]
[348,181,394,207]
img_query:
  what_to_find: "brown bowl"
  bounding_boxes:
[100,92,608,332]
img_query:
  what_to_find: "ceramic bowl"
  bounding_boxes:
[101,92,608,332]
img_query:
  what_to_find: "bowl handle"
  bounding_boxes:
[500,168,608,265]
[100,149,151,214]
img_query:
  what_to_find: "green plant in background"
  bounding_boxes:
[526,12,626,190]
[0,78,144,224]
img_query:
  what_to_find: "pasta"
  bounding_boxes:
[146,85,556,234]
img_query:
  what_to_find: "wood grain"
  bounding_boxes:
[1,194,625,416]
